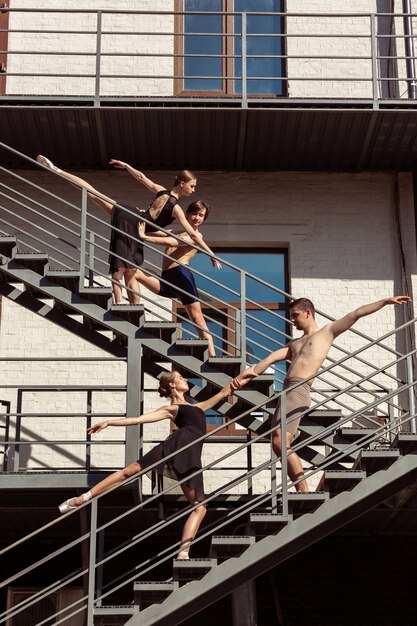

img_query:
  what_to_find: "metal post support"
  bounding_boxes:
[86,389,92,472]
[10,389,22,472]
[241,13,248,109]
[79,187,88,293]
[280,392,288,517]
[246,429,252,496]
[370,14,380,105]
[403,0,417,99]
[86,498,98,626]
[231,581,258,626]
[240,270,247,365]
[88,232,95,287]
[95,11,102,106]
[125,338,142,466]
[406,354,416,433]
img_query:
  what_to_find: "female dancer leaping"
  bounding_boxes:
[58,370,243,559]
[36,156,221,304]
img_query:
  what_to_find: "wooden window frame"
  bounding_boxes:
[174,0,287,98]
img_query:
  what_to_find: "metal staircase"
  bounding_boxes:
[1,144,417,625]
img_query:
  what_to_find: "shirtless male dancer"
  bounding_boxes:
[233,295,411,492]
[137,200,216,356]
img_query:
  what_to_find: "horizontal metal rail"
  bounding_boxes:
[0,9,416,104]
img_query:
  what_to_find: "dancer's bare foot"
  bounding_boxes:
[36,155,61,173]
[176,548,190,560]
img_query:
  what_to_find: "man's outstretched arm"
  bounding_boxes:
[329,295,411,339]
[232,345,291,387]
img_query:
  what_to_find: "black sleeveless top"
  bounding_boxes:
[138,403,206,502]
[142,189,178,233]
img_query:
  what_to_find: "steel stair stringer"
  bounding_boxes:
[128,454,417,626]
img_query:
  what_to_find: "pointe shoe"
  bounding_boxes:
[58,498,78,514]
[36,154,61,173]
[176,550,190,560]
[58,490,92,514]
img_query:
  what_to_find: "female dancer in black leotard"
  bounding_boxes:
[58,370,243,559]
[36,156,220,304]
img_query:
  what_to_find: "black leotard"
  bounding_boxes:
[141,189,178,233]
[138,403,206,503]
[108,191,178,273]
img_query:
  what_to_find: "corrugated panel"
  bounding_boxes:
[1,105,417,171]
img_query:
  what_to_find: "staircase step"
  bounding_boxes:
[210,535,255,561]
[110,304,145,327]
[307,409,343,425]
[78,287,112,308]
[288,491,329,516]
[173,558,217,586]
[93,605,137,618]
[352,447,401,474]
[12,253,49,275]
[391,433,417,455]
[207,357,242,376]
[133,581,178,610]
[175,339,209,360]
[143,322,177,343]
[0,236,18,261]
[316,470,366,495]
[46,269,80,291]
[340,427,380,442]
[249,513,292,538]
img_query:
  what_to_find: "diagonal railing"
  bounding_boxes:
[0,317,416,625]
[1,142,412,414]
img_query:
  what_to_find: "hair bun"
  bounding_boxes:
[158,385,170,398]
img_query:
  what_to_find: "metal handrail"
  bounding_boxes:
[1,8,417,106]
[0,144,412,427]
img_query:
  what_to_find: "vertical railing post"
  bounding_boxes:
[370,13,379,106]
[88,232,95,287]
[241,12,248,108]
[79,187,88,293]
[280,391,288,517]
[406,354,416,433]
[240,270,247,365]
[86,389,92,471]
[95,11,102,106]
[125,338,142,466]
[86,498,98,626]
[246,429,253,496]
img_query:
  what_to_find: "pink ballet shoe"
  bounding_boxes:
[58,498,78,514]
[58,490,92,514]
[176,550,190,560]
[36,155,61,173]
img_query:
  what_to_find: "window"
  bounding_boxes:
[174,247,289,433]
[175,0,286,97]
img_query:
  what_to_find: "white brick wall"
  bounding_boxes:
[4,2,416,99]
[1,166,416,494]
[7,1,174,96]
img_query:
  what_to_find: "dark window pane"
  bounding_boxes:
[184,0,223,91]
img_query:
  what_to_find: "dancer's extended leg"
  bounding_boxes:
[272,428,309,493]
[184,302,215,357]
[36,155,115,215]
[124,268,141,305]
[59,461,142,512]
[177,484,207,559]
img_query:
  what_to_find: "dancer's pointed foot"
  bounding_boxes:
[176,549,190,560]
[36,154,61,173]
[58,490,92,514]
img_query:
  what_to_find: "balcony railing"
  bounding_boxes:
[0,8,416,105]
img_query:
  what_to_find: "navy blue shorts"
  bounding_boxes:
[159,265,199,305]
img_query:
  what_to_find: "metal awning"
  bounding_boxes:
[1,102,417,171]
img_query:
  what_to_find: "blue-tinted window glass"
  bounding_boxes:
[234,0,283,95]
[183,0,283,95]
[184,0,223,91]
[187,249,288,388]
